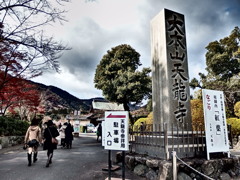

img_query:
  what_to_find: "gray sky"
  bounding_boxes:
[33,0,240,99]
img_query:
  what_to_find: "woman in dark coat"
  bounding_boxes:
[97,123,102,142]
[65,122,74,149]
[43,120,59,167]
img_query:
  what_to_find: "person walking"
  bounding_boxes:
[96,123,102,142]
[65,121,74,149]
[139,122,146,135]
[59,122,68,148]
[24,118,42,166]
[43,120,59,167]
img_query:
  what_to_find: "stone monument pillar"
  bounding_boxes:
[151,9,192,130]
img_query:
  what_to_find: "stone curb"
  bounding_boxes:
[0,144,23,154]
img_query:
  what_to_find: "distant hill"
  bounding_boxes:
[30,80,105,113]
[28,80,141,114]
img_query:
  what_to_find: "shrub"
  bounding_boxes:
[234,102,240,118]
[133,112,153,131]
[227,118,240,137]
[0,116,29,136]
[191,99,204,129]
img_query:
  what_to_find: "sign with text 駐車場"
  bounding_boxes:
[104,111,129,151]
[202,89,229,159]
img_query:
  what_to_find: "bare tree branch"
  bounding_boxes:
[0,0,70,78]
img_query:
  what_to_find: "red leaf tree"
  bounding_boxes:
[0,25,44,119]
[0,78,44,120]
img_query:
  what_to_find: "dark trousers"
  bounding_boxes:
[47,146,54,155]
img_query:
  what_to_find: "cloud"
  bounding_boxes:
[33,68,103,98]
[32,0,240,99]
[58,15,152,80]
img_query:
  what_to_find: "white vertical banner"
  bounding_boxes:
[202,89,230,159]
[73,120,80,133]
[104,111,129,151]
[74,110,78,115]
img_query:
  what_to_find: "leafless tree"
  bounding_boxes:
[0,0,70,80]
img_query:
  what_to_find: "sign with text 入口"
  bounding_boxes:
[104,111,129,151]
[202,89,230,160]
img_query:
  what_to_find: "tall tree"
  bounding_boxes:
[0,0,70,115]
[190,27,240,116]
[94,44,151,124]
[205,27,240,81]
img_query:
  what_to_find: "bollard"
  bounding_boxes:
[172,151,177,180]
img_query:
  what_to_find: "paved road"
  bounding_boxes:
[0,133,144,180]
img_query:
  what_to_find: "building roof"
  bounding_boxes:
[92,100,124,111]
[66,114,92,120]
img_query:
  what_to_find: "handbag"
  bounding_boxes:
[48,128,58,144]
[51,137,58,144]
[23,143,28,150]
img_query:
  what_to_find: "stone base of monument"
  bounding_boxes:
[124,153,240,180]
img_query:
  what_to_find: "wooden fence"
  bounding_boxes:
[129,123,232,160]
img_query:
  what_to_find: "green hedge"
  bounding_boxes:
[0,116,29,136]
[227,118,240,137]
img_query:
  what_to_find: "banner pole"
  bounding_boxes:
[122,151,125,180]
[108,150,111,180]
[172,151,177,180]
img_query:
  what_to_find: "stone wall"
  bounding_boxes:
[0,136,24,149]
[124,153,240,180]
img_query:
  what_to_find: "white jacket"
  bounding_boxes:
[59,125,67,138]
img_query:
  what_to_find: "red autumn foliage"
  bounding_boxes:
[1,25,44,119]
[0,78,44,120]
